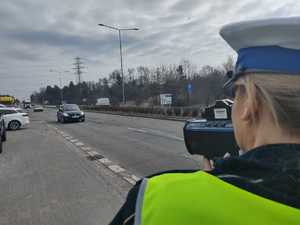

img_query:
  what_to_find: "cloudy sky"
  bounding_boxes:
[1,0,300,99]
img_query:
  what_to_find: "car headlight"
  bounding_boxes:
[80,112,84,115]
[63,113,69,117]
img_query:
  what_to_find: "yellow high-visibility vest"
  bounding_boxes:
[134,171,300,225]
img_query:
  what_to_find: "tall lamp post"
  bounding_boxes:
[98,23,139,105]
[49,70,71,104]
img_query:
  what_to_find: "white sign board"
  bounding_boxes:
[214,108,228,119]
[160,94,172,105]
[96,98,110,106]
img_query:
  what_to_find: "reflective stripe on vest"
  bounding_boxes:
[134,171,300,225]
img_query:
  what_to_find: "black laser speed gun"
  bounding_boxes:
[183,99,239,159]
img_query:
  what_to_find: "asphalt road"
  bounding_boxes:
[0,115,131,225]
[0,109,201,225]
[37,109,201,177]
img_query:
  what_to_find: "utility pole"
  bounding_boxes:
[73,57,85,104]
[73,57,84,84]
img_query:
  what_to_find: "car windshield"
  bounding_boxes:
[63,105,80,111]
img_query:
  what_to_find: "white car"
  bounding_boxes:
[0,107,30,130]
[33,105,44,112]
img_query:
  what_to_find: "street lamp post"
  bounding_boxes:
[98,23,139,105]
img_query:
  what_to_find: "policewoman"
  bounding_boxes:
[109,17,300,225]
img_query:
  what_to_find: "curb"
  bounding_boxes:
[83,110,192,122]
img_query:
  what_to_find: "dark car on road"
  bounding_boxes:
[0,113,7,153]
[57,104,85,123]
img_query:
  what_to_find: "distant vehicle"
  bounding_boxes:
[23,101,31,109]
[0,95,15,106]
[33,105,44,112]
[0,107,30,130]
[0,113,7,153]
[57,104,85,123]
[96,98,110,106]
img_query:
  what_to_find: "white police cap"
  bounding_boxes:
[220,17,300,51]
[220,17,300,86]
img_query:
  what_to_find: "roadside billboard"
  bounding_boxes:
[96,98,110,106]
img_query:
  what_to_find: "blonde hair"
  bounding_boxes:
[239,73,300,134]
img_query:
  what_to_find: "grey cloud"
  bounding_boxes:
[1,0,299,99]
[170,0,205,13]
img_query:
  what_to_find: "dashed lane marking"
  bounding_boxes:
[98,158,112,165]
[131,175,141,182]
[75,142,84,147]
[81,146,92,151]
[64,136,73,140]
[123,177,136,185]
[128,127,147,133]
[87,151,100,156]
[48,124,139,185]
[108,165,126,173]
[128,127,184,142]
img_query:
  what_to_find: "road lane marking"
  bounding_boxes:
[98,158,112,165]
[128,127,184,142]
[123,177,136,185]
[64,136,73,140]
[87,151,100,156]
[144,128,184,141]
[128,127,148,133]
[131,175,140,182]
[49,125,139,185]
[75,142,84,147]
[81,147,92,151]
[108,165,125,173]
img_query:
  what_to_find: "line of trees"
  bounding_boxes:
[31,58,234,107]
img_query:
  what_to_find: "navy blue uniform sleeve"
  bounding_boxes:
[109,181,141,225]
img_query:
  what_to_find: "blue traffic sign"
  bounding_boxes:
[187,83,192,94]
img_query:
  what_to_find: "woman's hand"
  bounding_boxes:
[202,152,231,171]
[202,157,214,171]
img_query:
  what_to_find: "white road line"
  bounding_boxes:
[131,175,141,182]
[108,165,125,173]
[87,151,99,156]
[128,127,183,142]
[128,127,148,133]
[123,177,136,185]
[81,147,92,151]
[98,158,112,165]
[65,136,73,140]
[75,142,84,147]
[145,128,184,141]
[52,126,140,185]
